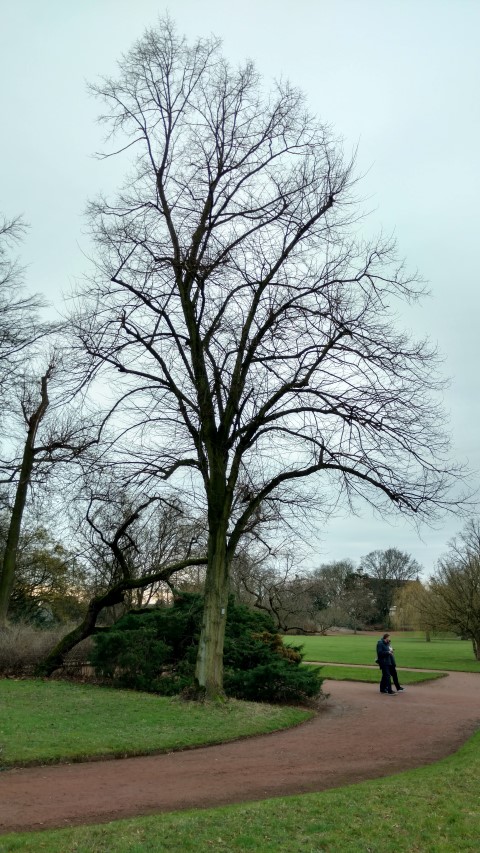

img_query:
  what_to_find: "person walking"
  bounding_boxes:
[387,642,405,692]
[376,632,395,694]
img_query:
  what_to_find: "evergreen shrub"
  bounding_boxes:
[92,593,322,703]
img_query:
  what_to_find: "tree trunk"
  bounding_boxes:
[195,523,230,699]
[0,445,34,628]
[425,630,431,642]
[0,382,51,627]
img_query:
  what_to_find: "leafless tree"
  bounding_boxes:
[313,560,375,631]
[360,548,422,624]
[232,546,319,632]
[40,484,207,675]
[428,520,480,659]
[0,355,96,627]
[72,20,461,696]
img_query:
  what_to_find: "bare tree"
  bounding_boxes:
[232,547,320,633]
[360,548,422,625]
[313,560,375,631]
[39,486,207,675]
[428,520,480,659]
[0,356,95,627]
[72,20,460,697]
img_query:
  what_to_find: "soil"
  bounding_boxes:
[0,671,479,835]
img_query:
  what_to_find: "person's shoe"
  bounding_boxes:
[384,690,396,694]
[397,687,405,691]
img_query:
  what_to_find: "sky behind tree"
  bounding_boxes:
[1,0,478,575]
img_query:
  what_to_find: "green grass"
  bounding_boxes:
[286,632,480,672]
[0,680,312,768]
[2,727,480,852]
[317,664,446,684]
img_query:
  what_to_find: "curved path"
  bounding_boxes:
[1,672,479,834]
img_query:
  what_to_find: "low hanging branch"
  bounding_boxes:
[37,554,207,676]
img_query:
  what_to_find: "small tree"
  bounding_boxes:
[0,521,86,625]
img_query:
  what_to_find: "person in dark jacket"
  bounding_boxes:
[376,632,395,694]
[387,642,405,692]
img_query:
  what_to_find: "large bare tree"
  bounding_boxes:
[73,20,459,697]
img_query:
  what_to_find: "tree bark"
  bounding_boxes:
[195,522,230,698]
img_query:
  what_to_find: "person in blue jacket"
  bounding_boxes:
[376,632,395,694]
[387,641,405,692]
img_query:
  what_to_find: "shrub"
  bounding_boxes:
[92,593,323,703]
[0,623,73,676]
[224,658,321,703]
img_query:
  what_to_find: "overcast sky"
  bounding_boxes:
[1,0,479,575]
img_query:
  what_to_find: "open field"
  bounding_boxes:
[0,680,311,768]
[2,726,479,852]
[286,632,480,672]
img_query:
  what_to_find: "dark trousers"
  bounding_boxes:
[390,664,401,690]
[379,661,392,693]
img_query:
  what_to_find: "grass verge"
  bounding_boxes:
[2,728,480,852]
[0,679,312,768]
[316,664,446,684]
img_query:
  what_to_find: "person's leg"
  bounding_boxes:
[391,665,401,690]
[380,662,392,693]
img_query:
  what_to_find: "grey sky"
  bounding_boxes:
[1,0,479,575]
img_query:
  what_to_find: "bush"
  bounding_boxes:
[92,593,323,703]
[0,623,74,676]
[224,658,321,703]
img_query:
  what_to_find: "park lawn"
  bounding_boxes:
[2,728,480,852]
[286,632,480,672]
[316,664,446,684]
[0,680,312,768]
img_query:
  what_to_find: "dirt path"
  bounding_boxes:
[1,672,479,835]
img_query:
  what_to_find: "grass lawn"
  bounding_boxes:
[2,726,480,852]
[286,632,480,672]
[0,680,312,768]
[317,664,446,684]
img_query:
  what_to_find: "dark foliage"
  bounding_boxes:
[92,593,322,703]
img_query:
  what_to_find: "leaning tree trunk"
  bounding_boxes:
[0,373,50,628]
[37,586,126,676]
